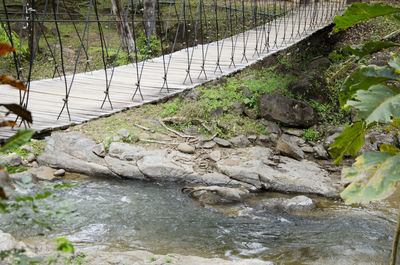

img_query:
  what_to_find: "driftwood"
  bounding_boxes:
[162,116,212,133]
[140,139,179,145]
[133,122,155,133]
[158,118,195,139]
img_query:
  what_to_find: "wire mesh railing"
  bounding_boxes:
[0,0,347,123]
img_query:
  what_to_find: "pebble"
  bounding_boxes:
[213,137,232,148]
[177,143,195,154]
[27,153,36,163]
[54,169,66,177]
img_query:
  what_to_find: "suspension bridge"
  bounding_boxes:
[0,0,347,140]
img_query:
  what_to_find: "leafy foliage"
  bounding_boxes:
[0,130,35,152]
[341,150,400,203]
[345,41,400,58]
[339,64,397,106]
[333,3,400,32]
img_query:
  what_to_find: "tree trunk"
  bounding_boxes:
[111,0,135,54]
[143,0,156,39]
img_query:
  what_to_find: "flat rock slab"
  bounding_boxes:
[38,133,339,197]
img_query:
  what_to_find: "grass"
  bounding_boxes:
[0,140,45,159]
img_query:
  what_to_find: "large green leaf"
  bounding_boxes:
[345,41,400,58]
[0,130,35,152]
[333,3,400,32]
[346,85,400,125]
[341,151,400,203]
[339,65,397,106]
[329,121,369,165]
[388,54,400,74]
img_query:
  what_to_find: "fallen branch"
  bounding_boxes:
[133,122,155,133]
[140,139,179,145]
[158,118,195,139]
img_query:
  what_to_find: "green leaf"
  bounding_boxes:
[346,85,400,125]
[329,121,370,165]
[380,144,400,155]
[339,65,397,106]
[345,41,400,58]
[388,54,400,74]
[333,3,400,32]
[341,152,400,203]
[0,130,35,152]
[56,238,75,254]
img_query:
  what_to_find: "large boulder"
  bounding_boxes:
[37,132,118,178]
[216,147,339,197]
[257,94,317,127]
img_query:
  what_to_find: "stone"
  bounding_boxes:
[0,230,30,253]
[258,94,317,127]
[309,56,331,69]
[117,128,131,138]
[27,153,36,163]
[105,155,146,180]
[37,132,118,178]
[287,78,313,97]
[20,145,35,153]
[262,120,282,135]
[217,121,230,132]
[231,102,244,115]
[31,161,39,168]
[244,107,257,119]
[259,195,316,212]
[323,132,341,150]
[200,172,232,185]
[113,136,122,142]
[213,137,232,148]
[183,185,249,204]
[358,131,399,155]
[108,142,150,161]
[3,153,23,166]
[137,152,199,183]
[28,166,56,181]
[209,150,222,162]
[284,128,305,137]
[276,134,305,160]
[92,143,106,157]
[197,141,216,149]
[184,126,199,135]
[313,144,329,159]
[285,195,316,211]
[301,145,315,153]
[238,85,253,99]
[210,107,224,117]
[247,135,257,143]
[54,169,65,177]
[217,147,339,197]
[178,143,195,154]
[9,171,37,183]
[229,135,251,148]
[184,89,202,101]
[256,135,271,146]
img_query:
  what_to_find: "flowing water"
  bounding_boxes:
[1,175,398,264]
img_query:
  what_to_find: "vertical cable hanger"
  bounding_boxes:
[197,0,207,79]
[157,0,170,92]
[228,0,236,68]
[133,0,158,99]
[24,0,49,112]
[183,0,193,84]
[252,0,260,58]
[240,0,247,63]
[58,0,93,120]
[53,0,68,116]
[94,0,113,110]
[213,0,222,73]
[61,0,92,73]
[130,0,143,101]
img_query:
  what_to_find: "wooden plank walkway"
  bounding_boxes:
[0,4,341,141]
